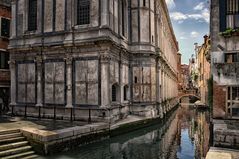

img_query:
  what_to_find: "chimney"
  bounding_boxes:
[203,35,208,44]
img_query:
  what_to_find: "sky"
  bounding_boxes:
[165,0,209,64]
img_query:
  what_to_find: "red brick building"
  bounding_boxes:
[0,0,11,111]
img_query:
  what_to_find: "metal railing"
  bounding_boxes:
[10,104,109,124]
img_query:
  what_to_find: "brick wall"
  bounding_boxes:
[0,70,10,82]
[213,81,226,119]
[0,5,11,19]
[0,4,11,86]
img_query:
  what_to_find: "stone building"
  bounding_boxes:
[196,35,210,105]
[211,0,239,148]
[177,52,182,90]
[211,0,239,119]
[0,0,11,112]
[180,64,190,91]
[9,0,179,122]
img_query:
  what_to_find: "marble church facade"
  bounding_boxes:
[9,0,178,123]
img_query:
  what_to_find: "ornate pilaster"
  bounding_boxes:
[9,60,16,106]
[35,55,43,107]
[65,53,73,108]
[101,0,109,26]
[100,53,111,107]
[11,0,17,38]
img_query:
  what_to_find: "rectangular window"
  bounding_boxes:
[1,18,10,37]
[226,0,239,29]
[77,0,90,25]
[0,52,9,69]
[227,86,239,117]
[28,0,37,31]
[225,53,239,63]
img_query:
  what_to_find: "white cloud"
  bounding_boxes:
[180,36,188,40]
[191,31,199,38]
[201,8,210,23]
[170,12,187,21]
[194,2,205,10]
[188,14,204,20]
[170,9,210,23]
[165,0,176,9]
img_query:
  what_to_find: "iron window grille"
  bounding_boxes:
[28,0,37,31]
[77,0,90,25]
[112,85,117,102]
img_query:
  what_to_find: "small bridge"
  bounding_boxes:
[177,90,201,102]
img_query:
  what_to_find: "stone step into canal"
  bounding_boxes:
[0,129,39,159]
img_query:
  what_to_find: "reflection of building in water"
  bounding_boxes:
[109,111,181,159]
[194,111,210,159]
[176,104,210,159]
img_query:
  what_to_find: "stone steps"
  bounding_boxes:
[0,141,29,151]
[0,137,26,145]
[0,129,20,136]
[0,129,39,159]
[3,151,37,159]
[0,146,32,157]
[0,132,22,140]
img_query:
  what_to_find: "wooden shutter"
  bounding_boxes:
[219,0,227,32]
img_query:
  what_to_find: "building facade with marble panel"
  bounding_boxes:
[9,0,178,122]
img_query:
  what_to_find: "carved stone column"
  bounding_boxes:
[100,54,110,107]
[156,59,160,103]
[9,60,16,106]
[35,56,43,107]
[65,54,73,108]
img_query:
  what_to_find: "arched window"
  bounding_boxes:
[77,0,90,25]
[124,85,129,101]
[112,84,117,102]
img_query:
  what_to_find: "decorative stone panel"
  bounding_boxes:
[17,62,36,104]
[74,58,99,106]
[44,61,65,105]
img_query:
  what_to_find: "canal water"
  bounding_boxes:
[42,102,210,159]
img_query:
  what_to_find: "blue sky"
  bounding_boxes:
[165,0,209,64]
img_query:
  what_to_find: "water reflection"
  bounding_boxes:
[42,103,210,159]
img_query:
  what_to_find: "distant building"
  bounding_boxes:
[0,0,11,111]
[177,52,182,90]
[180,64,190,91]
[196,35,210,105]
[9,0,179,122]
[188,55,198,89]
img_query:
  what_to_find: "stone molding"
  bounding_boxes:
[100,54,111,64]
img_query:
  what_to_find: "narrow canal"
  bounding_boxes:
[41,99,210,159]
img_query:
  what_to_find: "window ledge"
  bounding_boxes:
[0,69,10,72]
[0,36,9,40]
[74,24,91,30]
[24,30,37,35]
